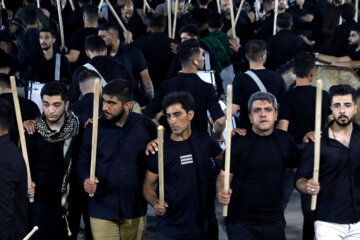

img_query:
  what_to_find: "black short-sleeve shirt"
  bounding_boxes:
[278,85,331,144]
[232,69,286,129]
[146,132,222,239]
[224,129,299,223]
[70,27,98,66]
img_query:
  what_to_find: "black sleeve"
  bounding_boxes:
[295,142,315,181]
[61,56,73,84]
[0,158,18,240]
[232,75,242,106]
[70,67,83,103]
[285,135,300,169]
[278,92,290,121]
[131,47,148,72]
[70,31,82,51]
[206,85,225,121]
[146,153,158,174]
[77,125,92,185]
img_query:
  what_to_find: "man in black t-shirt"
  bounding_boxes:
[144,39,225,140]
[316,23,360,70]
[232,39,286,130]
[218,91,299,240]
[66,5,99,68]
[143,92,223,240]
[98,23,154,105]
[278,52,331,240]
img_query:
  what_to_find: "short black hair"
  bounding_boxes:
[207,12,223,29]
[40,28,56,38]
[103,79,133,103]
[162,91,196,113]
[329,84,356,103]
[84,4,99,23]
[0,73,10,89]
[293,52,315,78]
[40,81,69,101]
[351,23,360,33]
[248,91,278,112]
[22,6,38,25]
[277,12,292,29]
[341,3,355,21]
[79,69,101,85]
[179,24,200,39]
[85,35,106,52]
[0,99,13,131]
[177,39,200,66]
[149,13,166,27]
[98,22,119,39]
[245,39,267,62]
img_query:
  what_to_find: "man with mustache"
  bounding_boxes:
[78,79,157,240]
[296,84,360,240]
[218,91,299,240]
[143,91,223,240]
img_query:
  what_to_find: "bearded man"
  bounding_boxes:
[296,84,360,240]
[26,81,80,240]
[78,79,157,240]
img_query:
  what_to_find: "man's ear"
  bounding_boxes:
[188,110,195,120]
[85,49,91,57]
[65,100,69,111]
[124,101,132,111]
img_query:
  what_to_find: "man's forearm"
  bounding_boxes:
[143,185,159,206]
[296,178,308,194]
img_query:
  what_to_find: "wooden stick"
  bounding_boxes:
[105,0,127,33]
[144,0,151,12]
[339,0,345,25]
[229,0,236,39]
[223,84,233,217]
[69,0,75,11]
[56,0,65,48]
[167,0,172,38]
[89,79,101,197]
[157,126,165,206]
[36,0,40,8]
[217,0,221,14]
[255,0,260,21]
[10,76,34,203]
[311,79,322,211]
[234,0,246,28]
[355,0,358,22]
[172,0,179,39]
[273,0,278,35]
[23,226,39,240]
[98,0,104,11]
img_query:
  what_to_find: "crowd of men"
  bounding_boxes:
[1,0,360,239]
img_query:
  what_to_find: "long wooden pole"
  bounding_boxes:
[222,84,233,216]
[89,79,101,197]
[56,0,65,48]
[229,0,236,39]
[157,126,165,206]
[69,0,75,11]
[23,226,39,240]
[36,0,40,8]
[273,0,278,35]
[255,0,260,21]
[10,76,34,203]
[311,79,322,211]
[105,0,127,33]
[234,0,246,28]
[172,0,179,39]
[355,0,359,22]
[217,0,221,14]
[339,0,345,25]
[167,0,172,38]
[98,0,104,11]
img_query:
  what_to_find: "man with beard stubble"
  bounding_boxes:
[296,84,360,240]
[78,79,157,239]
